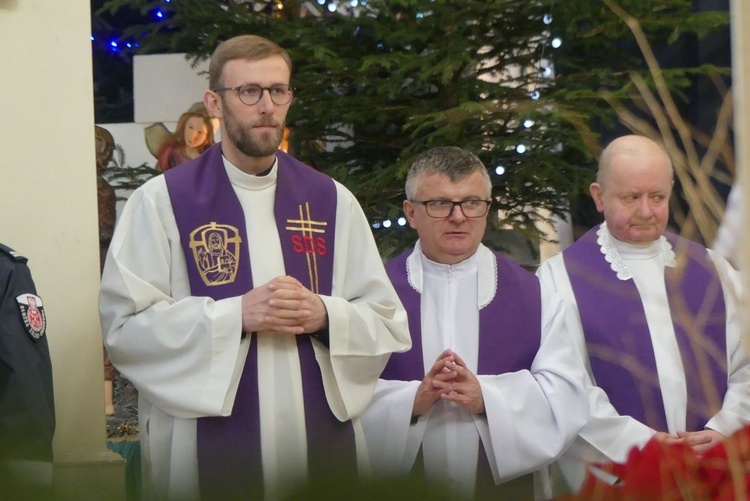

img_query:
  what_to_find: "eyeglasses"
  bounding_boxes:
[211,83,294,106]
[411,199,492,218]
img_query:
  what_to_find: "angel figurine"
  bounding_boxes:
[145,105,215,172]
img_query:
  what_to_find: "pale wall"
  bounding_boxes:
[0,1,124,499]
[134,53,210,124]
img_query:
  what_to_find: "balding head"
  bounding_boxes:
[597,135,673,187]
[589,135,674,244]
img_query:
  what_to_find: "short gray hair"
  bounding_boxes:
[405,147,492,200]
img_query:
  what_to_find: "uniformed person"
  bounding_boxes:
[0,243,55,499]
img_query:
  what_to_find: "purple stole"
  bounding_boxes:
[164,143,355,500]
[564,226,728,432]
[383,248,541,493]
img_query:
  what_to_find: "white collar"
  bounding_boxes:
[223,155,279,191]
[406,241,498,309]
[597,222,676,281]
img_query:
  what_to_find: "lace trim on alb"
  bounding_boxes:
[478,252,498,310]
[596,225,676,281]
[405,256,420,293]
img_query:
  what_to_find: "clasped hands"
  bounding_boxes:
[653,429,725,455]
[412,349,485,417]
[241,275,327,335]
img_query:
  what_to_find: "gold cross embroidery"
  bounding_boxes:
[286,202,328,293]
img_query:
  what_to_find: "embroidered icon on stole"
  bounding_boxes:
[190,222,242,286]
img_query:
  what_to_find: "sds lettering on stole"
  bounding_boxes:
[291,235,327,256]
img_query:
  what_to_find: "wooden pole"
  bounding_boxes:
[730,0,750,345]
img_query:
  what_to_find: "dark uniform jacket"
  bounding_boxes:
[0,243,55,472]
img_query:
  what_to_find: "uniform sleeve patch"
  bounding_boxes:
[15,293,46,340]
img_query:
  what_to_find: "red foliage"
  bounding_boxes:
[558,426,750,501]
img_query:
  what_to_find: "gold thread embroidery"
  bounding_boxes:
[189,222,242,286]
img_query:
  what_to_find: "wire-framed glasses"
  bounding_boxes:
[211,83,294,106]
[411,199,492,218]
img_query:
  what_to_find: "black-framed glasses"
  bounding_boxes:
[411,199,492,218]
[211,83,294,106]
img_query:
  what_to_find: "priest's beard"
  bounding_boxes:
[223,102,284,158]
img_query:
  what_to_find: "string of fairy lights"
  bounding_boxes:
[91,0,177,54]
[317,0,367,11]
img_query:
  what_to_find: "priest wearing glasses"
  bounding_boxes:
[99,35,410,501]
[359,146,589,500]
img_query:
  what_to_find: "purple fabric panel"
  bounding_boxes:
[197,335,263,500]
[165,144,260,497]
[274,151,357,474]
[564,227,668,430]
[381,251,423,381]
[165,145,354,497]
[477,253,541,374]
[296,336,358,477]
[565,228,728,432]
[274,150,336,296]
[165,144,252,299]
[663,234,727,430]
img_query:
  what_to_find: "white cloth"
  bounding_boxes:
[99,156,410,501]
[536,222,750,493]
[713,182,742,269]
[358,242,589,499]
